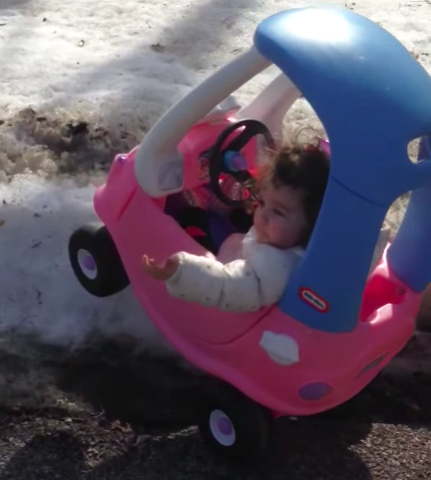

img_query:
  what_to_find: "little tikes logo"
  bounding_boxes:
[299,287,329,312]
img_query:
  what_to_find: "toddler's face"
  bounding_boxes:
[253,183,308,249]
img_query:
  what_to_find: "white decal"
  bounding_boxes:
[259,331,300,366]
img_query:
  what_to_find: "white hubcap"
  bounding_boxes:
[209,409,236,446]
[77,249,98,279]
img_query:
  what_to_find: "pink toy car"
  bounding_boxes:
[68,7,431,462]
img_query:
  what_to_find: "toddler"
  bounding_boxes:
[141,142,330,312]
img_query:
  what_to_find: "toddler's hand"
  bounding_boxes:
[142,254,180,281]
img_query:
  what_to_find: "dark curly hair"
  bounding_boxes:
[259,143,330,246]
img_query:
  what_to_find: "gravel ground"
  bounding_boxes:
[0,341,431,480]
[2,410,430,480]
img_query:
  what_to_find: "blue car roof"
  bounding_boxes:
[254,7,431,204]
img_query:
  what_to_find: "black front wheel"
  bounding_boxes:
[198,384,274,463]
[68,223,130,297]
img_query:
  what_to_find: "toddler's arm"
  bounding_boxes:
[165,252,268,312]
[165,245,302,312]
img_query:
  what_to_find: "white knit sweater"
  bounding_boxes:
[166,227,304,312]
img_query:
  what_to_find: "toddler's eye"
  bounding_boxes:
[274,208,285,217]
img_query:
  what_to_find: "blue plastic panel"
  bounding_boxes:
[253,7,431,331]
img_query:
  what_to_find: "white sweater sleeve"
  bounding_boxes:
[165,245,303,312]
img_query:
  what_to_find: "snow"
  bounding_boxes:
[0,176,172,353]
[1,0,431,355]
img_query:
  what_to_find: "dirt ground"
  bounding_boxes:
[0,340,430,480]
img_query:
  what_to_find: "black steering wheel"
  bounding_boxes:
[206,119,276,209]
